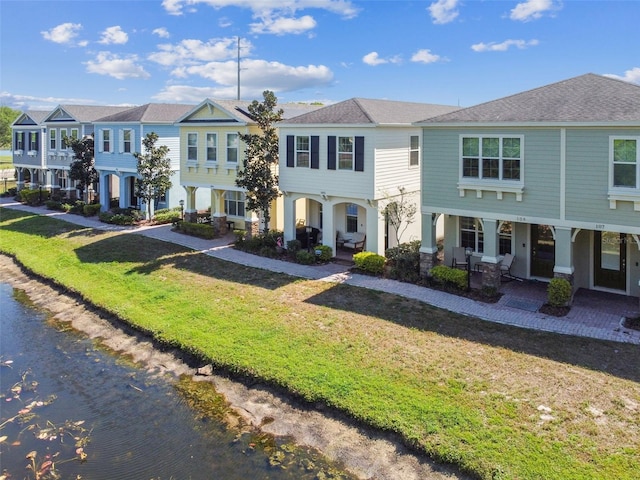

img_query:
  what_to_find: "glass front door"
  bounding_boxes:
[531,224,555,278]
[594,231,626,290]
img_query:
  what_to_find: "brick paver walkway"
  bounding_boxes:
[2,198,639,345]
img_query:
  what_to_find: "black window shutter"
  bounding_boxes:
[22,132,26,148]
[355,136,365,171]
[286,135,294,167]
[311,136,319,169]
[34,132,39,149]
[327,136,336,170]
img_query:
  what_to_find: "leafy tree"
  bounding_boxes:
[134,132,172,220]
[381,186,417,246]
[68,134,97,202]
[0,106,21,149]
[235,90,283,234]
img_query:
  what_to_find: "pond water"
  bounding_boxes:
[0,283,356,479]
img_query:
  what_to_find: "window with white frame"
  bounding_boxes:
[60,128,68,149]
[338,137,354,170]
[101,129,112,153]
[460,216,484,253]
[15,131,24,150]
[227,133,238,163]
[499,221,512,255]
[612,137,638,188]
[296,136,310,167]
[206,133,217,162]
[409,135,420,167]
[29,132,38,151]
[49,128,57,150]
[70,128,79,142]
[122,129,132,153]
[225,191,245,217]
[187,133,198,162]
[462,136,522,181]
[346,203,358,233]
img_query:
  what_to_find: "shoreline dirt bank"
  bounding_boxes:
[0,254,467,480]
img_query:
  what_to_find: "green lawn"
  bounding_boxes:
[1,207,639,480]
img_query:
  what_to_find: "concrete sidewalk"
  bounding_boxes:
[2,197,639,345]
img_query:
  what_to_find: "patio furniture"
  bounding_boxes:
[500,253,516,281]
[336,231,346,248]
[451,247,469,269]
[342,232,366,252]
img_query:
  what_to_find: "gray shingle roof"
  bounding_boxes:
[178,99,322,124]
[418,73,640,124]
[12,110,49,126]
[49,105,133,123]
[94,103,193,123]
[283,98,460,125]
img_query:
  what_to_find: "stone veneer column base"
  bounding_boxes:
[211,216,228,235]
[481,262,501,291]
[184,212,198,223]
[245,220,260,238]
[419,251,439,278]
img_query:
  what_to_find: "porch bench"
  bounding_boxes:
[342,232,366,252]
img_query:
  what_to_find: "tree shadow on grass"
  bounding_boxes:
[0,209,81,238]
[74,233,297,291]
[304,283,640,384]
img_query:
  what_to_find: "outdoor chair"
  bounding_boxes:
[451,247,469,269]
[342,232,366,253]
[500,253,516,281]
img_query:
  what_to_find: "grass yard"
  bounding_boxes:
[1,207,639,480]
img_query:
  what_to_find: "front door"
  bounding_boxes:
[531,224,555,278]
[594,231,627,290]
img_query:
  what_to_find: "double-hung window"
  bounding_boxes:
[15,131,24,151]
[338,137,354,170]
[187,133,198,162]
[609,137,640,210]
[101,129,112,153]
[49,129,57,150]
[499,221,513,255]
[206,133,217,162]
[460,216,484,253]
[296,136,310,167]
[409,135,420,167]
[29,132,38,152]
[225,191,245,217]
[122,129,132,153]
[462,136,521,180]
[60,129,68,149]
[227,133,238,163]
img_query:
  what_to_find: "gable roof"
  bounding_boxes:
[177,99,322,124]
[94,103,193,123]
[44,105,133,123]
[282,98,460,126]
[418,73,640,125]
[11,110,49,127]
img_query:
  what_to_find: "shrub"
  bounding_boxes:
[430,265,467,291]
[18,188,41,206]
[153,208,181,225]
[177,221,216,239]
[45,200,65,211]
[233,229,247,244]
[83,203,101,217]
[99,212,135,225]
[354,251,385,275]
[385,240,421,283]
[314,244,333,262]
[295,250,316,265]
[286,239,301,254]
[547,277,572,307]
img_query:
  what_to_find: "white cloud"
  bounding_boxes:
[362,52,401,66]
[153,27,171,38]
[148,38,245,67]
[0,91,97,110]
[471,39,539,52]
[85,52,151,80]
[428,0,459,25]
[162,0,359,18]
[604,67,640,85]
[510,0,560,22]
[41,23,84,45]
[250,15,317,35]
[411,49,443,64]
[98,26,129,45]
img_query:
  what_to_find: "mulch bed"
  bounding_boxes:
[623,316,640,331]
[539,304,571,317]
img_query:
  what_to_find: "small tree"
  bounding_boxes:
[381,186,417,246]
[235,90,283,234]
[134,132,172,220]
[68,134,97,202]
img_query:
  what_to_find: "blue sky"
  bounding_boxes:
[1,0,638,111]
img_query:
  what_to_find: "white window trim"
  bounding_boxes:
[99,128,113,154]
[226,133,239,166]
[49,128,57,151]
[338,136,355,171]
[296,135,311,168]
[119,128,133,154]
[409,134,420,168]
[458,135,525,201]
[608,135,640,211]
[205,132,218,165]
[186,132,198,164]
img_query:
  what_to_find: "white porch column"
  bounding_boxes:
[419,212,439,276]
[364,203,379,255]
[99,171,110,211]
[322,200,335,255]
[553,226,574,281]
[283,195,296,245]
[118,175,127,209]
